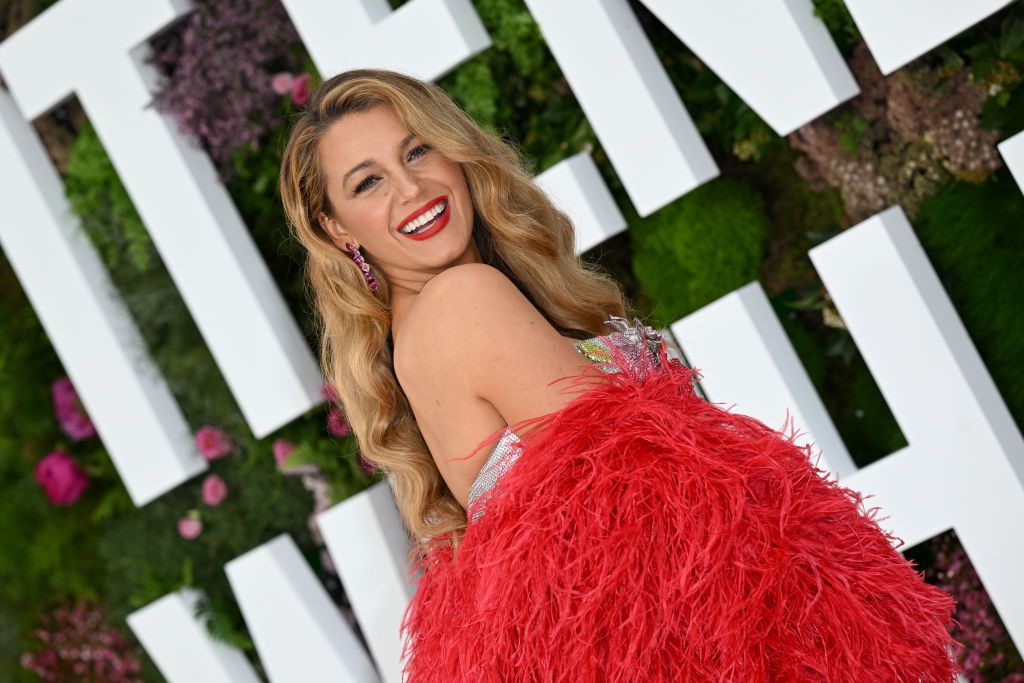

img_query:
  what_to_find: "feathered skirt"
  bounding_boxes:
[399,333,961,682]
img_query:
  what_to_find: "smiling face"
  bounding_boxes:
[317,103,480,298]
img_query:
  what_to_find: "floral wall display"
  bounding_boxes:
[1,0,1022,680]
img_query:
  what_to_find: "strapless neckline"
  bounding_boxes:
[466,316,666,523]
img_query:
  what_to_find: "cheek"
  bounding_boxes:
[446,164,472,202]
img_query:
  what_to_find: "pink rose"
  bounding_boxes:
[272,438,297,469]
[178,514,202,540]
[291,73,312,106]
[34,451,89,506]
[272,438,318,475]
[50,376,96,441]
[358,452,375,476]
[201,474,228,506]
[195,426,233,461]
[321,381,340,404]
[270,71,294,95]
[327,407,351,437]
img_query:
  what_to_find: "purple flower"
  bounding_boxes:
[20,600,144,681]
[145,0,305,172]
[51,376,96,441]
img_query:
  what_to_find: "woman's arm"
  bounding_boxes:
[394,263,603,502]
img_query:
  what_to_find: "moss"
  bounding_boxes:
[630,177,771,328]
[64,120,153,274]
[913,171,1024,432]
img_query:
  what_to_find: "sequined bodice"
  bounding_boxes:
[466,316,665,523]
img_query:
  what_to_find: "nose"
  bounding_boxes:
[392,164,425,202]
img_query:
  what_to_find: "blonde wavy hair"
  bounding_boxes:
[278,68,634,560]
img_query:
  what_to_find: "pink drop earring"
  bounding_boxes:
[346,242,378,293]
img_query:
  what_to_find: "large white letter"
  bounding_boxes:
[279,0,490,81]
[127,589,261,683]
[638,0,859,135]
[0,87,205,505]
[522,0,717,218]
[0,0,324,440]
[841,0,1014,75]
[521,0,858,216]
[225,534,379,682]
[671,281,856,478]
[317,482,416,683]
[809,205,1024,649]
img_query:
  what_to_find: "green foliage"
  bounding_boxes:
[810,0,861,56]
[63,125,249,435]
[634,4,783,164]
[438,0,597,174]
[3,1,1023,677]
[64,120,153,274]
[95,441,341,659]
[0,51,373,672]
[0,251,126,669]
[630,178,770,328]
[833,111,871,157]
[282,434,382,505]
[914,171,1024,431]
[942,2,1024,135]
[226,110,318,346]
[0,253,62,466]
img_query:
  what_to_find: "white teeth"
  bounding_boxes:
[400,200,447,234]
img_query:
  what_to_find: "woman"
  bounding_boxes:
[279,68,961,682]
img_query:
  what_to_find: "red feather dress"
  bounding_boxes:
[399,316,961,682]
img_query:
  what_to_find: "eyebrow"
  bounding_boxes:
[342,132,418,187]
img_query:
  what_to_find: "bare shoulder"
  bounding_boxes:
[399,261,601,428]
[414,263,533,331]
[394,263,611,507]
[395,263,556,380]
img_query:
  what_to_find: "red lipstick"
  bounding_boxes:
[397,196,451,241]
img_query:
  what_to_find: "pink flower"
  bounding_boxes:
[358,452,375,476]
[321,381,340,404]
[50,377,96,441]
[177,514,202,540]
[201,474,228,506]
[272,438,297,469]
[195,426,233,461]
[34,451,89,506]
[272,438,318,475]
[270,71,294,95]
[291,73,312,106]
[327,407,351,437]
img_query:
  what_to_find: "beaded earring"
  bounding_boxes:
[345,242,378,293]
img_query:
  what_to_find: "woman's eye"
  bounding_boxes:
[408,143,431,160]
[354,176,378,194]
[353,145,431,195]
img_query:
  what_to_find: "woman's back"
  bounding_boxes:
[392,262,628,510]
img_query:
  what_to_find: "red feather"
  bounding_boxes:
[400,331,962,682]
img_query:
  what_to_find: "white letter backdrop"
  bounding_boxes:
[0,0,1020,680]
